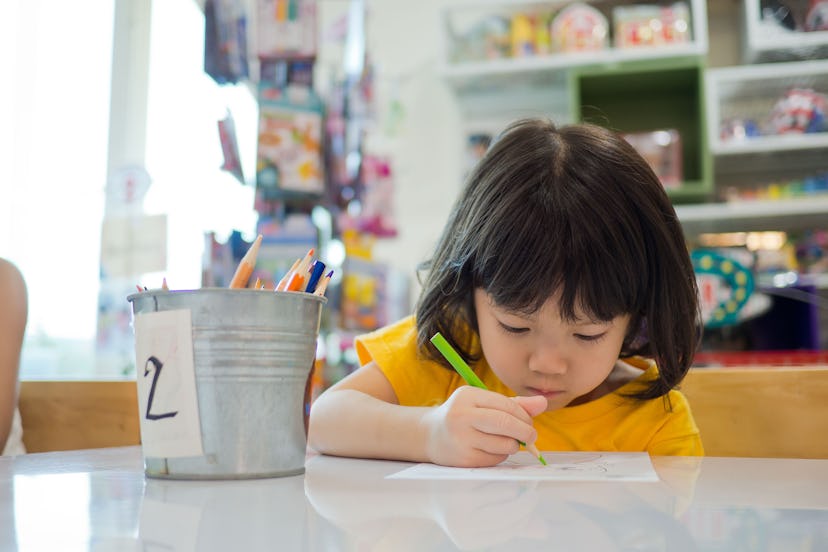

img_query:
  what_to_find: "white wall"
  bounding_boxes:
[317,0,468,303]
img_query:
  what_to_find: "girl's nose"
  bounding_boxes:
[528,343,568,375]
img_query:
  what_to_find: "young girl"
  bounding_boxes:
[309,118,703,467]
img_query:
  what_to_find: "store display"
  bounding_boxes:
[451,15,511,62]
[613,2,691,49]
[218,110,244,184]
[550,3,609,53]
[767,87,828,134]
[204,0,249,84]
[257,0,317,60]
[805,0,828,31]
[622,129,683,189]
[760,0,799,31]
[256,84,325,195]
[691,250,755,328]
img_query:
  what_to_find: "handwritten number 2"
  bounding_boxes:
[144,356,178,420]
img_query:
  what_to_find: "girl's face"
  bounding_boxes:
[474,289,631,411]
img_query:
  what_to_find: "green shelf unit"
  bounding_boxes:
[568,57,712,204]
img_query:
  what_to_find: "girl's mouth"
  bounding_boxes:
[529,388,564,400]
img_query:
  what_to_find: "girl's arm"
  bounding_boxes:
[308,361,546,466]
[0,259,26,453]
[308,361,434,462]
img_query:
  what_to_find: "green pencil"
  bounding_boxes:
[430,332,547,466]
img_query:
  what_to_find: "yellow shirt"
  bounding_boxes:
[355,316,703,456]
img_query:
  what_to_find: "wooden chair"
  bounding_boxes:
[17,367,828,458]
[682,366,828,459]
[19,380,140,453]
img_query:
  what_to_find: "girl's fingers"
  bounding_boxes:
[461,386,537,425]
[470,407,539,446]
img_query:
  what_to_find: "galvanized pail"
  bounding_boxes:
[127,288,325,479]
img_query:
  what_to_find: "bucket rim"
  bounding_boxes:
[127,287,328,304]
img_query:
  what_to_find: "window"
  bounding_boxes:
[3,0,257,379]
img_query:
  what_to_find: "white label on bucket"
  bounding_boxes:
[134,309,204,458]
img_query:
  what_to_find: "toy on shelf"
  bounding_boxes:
[622,129,683,189]
[613,2,691,49]
[805,0,828,31]
[550,3,609,53]
[451,15,511,62]
[510,13,535,57]
[719,118,761,142]
[766,87,827,134]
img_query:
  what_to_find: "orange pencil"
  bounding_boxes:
[275,258,301,291]
[285,271,305,292]
[162,277,169,291]
[294,248,315,279]
[229,234,263,289]
[253,277,262,289]
[277,248,314,291]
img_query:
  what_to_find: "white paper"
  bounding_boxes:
[387,452,659,482]
[134,309,203,458]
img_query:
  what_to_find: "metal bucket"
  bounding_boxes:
[127,288,325,479]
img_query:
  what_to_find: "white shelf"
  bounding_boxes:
[440,42,706,81]
[714,133,828,156]
[440,0,708,89]
[706,59,828,156]
[676,196,828,235]
[744,0,828,62]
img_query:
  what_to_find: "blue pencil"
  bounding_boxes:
[305,260,326,293]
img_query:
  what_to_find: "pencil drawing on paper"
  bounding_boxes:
[387,451,660,482]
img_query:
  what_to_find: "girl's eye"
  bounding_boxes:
[499,322,529,334]
[575,332,607,343]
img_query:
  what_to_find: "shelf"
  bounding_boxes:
[440,44,706,83]
[713,133,828,156]
[705,59,828,156]
[573,58,712,199]
[743,0,828,62]
[757,272,828,290]
[676,196,828,235]
[440,0,708,89]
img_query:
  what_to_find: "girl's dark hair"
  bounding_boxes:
[415,118,700,400]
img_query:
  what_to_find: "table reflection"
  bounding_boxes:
[303,454,701,551]
[138,475,310,550]
[3,448,826,551]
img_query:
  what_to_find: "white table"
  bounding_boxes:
[1,446,826,550]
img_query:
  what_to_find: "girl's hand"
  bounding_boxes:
[422,387,547,467]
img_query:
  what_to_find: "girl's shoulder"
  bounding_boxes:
[354,316,465,406]
[354,315,419,366]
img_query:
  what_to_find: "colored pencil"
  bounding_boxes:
[312,270,333,297]
[305,260,326,293]
[285,271,305,292]
[430,332,547,466]
[275,258,301,291]
[229,234,263,289]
